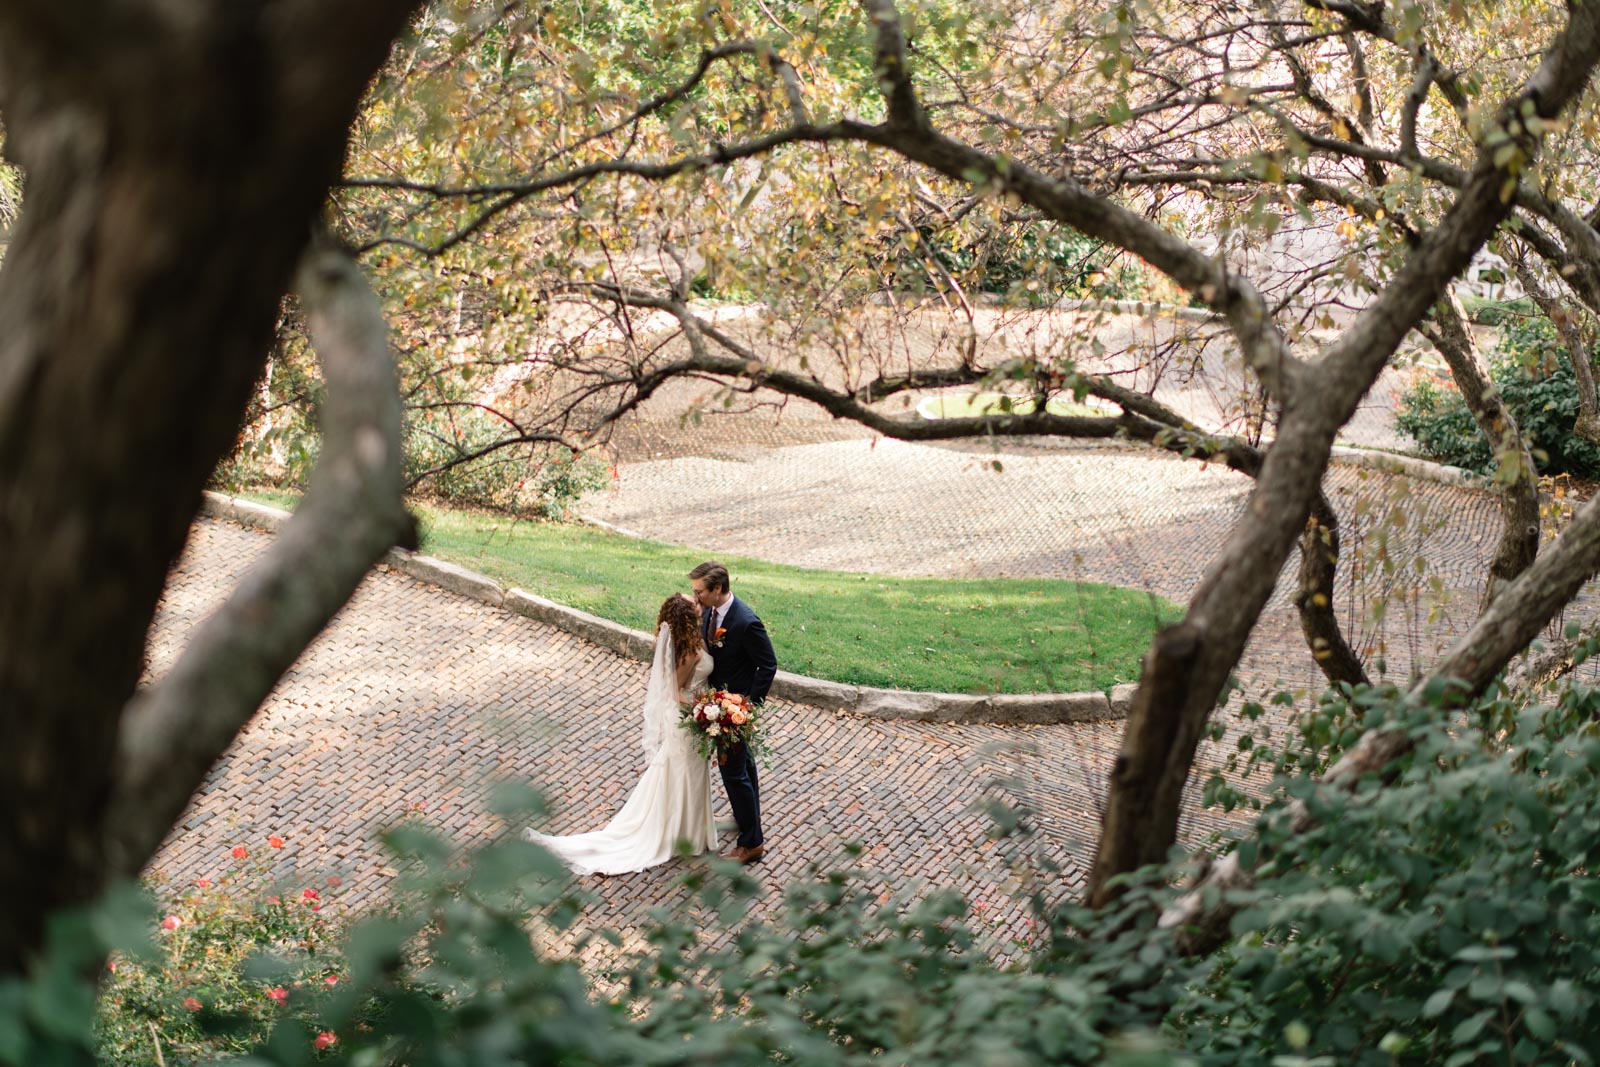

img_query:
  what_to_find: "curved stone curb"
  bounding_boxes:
[1328,445,1489,490]
[386,553,505,607]
[504,590,654,661]
[1053,296,1218,324]
[199,493,290,532]
[198,491,1129,725]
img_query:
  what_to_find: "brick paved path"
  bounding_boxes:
[152,519,1210,962]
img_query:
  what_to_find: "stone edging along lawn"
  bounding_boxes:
[198,492,1135,725]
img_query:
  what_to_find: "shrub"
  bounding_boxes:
[404,409,610,517]
[1164,683,1600,1065]
[19,680,1600,1065]
[1396,316,1600,477]
[96,844,345,1065]
[403,406,531,511]
[1460,296,1534,327]
[1394,372,1493,471]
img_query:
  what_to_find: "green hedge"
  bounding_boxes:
[1396,317,1600,478]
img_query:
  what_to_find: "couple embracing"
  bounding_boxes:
[526,562,777,874]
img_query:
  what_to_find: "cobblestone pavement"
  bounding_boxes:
[152,520,1233,963]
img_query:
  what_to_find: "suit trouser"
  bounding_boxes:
[719,741,763,848]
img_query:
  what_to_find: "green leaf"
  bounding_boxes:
[1455,944,1516,962]
[1452,1009,1494,1044]
[89,882,157,966]
[24,966,93,1044]
[1548,979,1580,1017]
[1423,988,1456,1017]
[1523,1007,1557,1041]
[1502,980,1538,1005]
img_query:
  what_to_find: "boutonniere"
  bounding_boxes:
[712,626,727,648]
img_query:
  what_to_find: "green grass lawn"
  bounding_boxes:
[242,490,1179,694]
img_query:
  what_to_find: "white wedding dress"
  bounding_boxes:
[524,625,716,875]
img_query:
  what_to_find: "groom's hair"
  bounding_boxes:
[689,561,730,593]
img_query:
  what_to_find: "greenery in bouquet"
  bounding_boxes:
[680,688,765,762]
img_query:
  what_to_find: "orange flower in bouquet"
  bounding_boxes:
[681,688,766,761]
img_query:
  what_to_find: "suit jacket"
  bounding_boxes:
[704,596,777,704]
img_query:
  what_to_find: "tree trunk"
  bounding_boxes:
[1511,257,1600,444]
[0,0,419,973]
[1422,291,1541,607]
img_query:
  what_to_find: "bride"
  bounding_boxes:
[524,593,716,875]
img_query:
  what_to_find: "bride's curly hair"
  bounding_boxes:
[657,594,705,660]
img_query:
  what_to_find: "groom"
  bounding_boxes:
[689,561,777,865]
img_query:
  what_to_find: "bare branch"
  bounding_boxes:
[1399,51,1438,162]
[350,120,866,256]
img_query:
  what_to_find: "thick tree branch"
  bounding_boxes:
[1424,495,1600,697]
[1089,0,1600,908]
[1399,51,1437,162]
[104,245,412,876]
[863,0,927,131]
[855,121,1306,404]
[1505,616,1600,694]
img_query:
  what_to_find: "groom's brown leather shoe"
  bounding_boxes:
[738,845,766,865]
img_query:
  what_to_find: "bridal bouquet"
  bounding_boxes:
[681,688,763,761]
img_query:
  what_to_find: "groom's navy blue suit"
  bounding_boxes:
[705,596,777,849]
